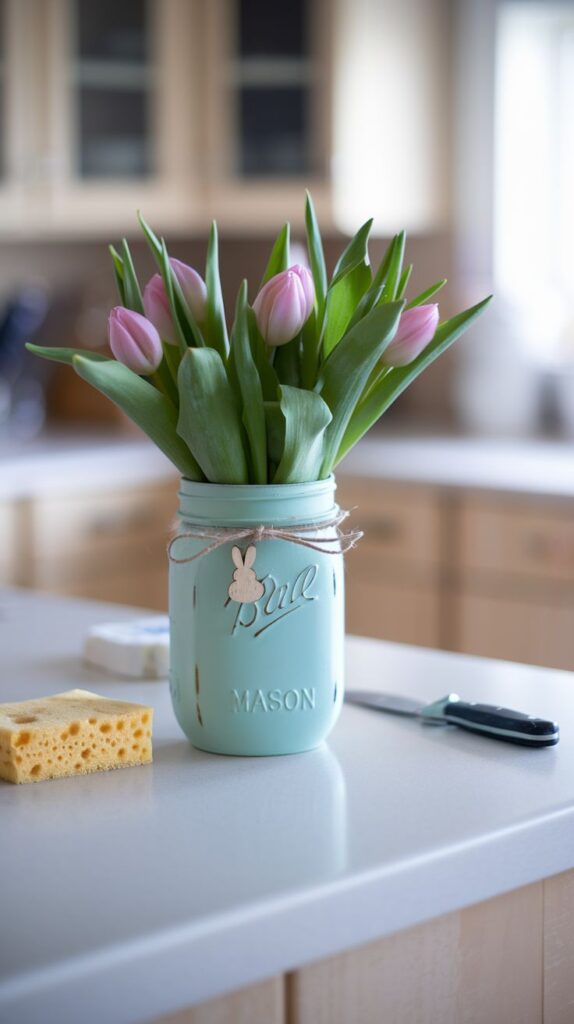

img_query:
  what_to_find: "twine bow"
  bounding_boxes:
[167,509,362,565]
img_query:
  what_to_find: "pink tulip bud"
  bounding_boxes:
[108,306,163,375]
[143,274,175,344]
[253,264,315,347]
[169,259,207,324]
[381,304,439,367]
[144,263,206,345]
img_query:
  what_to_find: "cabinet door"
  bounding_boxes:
[29,480,178,609]
[2,0,203,236]
[203,0,332,229]
[458,495,574,585]
[346,574,440,647]
[289,883,543,1024]
[456,495,574,670]
[337,476,443,647]
[152,977,284,1024]
[456,591,574,671]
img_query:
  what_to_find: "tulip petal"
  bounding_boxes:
[252,265,315,346]
[381,304,439,367]
[108,307,163,375]
[143,274,175,343]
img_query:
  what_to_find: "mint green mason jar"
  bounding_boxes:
[168,476,345,756]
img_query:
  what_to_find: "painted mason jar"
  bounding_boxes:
[168,476,345,756]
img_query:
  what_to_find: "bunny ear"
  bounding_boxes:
[244,545,257,569]
[231,546,244,569]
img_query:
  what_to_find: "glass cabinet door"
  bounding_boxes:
[71,0,153,179]
[232,0,318,178]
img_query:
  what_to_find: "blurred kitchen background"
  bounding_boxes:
[1,0,574,671]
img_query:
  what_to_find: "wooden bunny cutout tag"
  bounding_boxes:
[228,545,265,604]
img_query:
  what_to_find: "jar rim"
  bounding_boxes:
[177,474,338,526]
[179,474,335,499]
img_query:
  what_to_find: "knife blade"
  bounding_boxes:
[344,690,559,747]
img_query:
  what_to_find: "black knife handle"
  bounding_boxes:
[443,700,559,747]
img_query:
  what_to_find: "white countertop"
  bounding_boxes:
[339,433,574,500]
[1,428,574,502]
[0,430,176,500]
[1,588,573,1024]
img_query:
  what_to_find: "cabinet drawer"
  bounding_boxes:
[346,576,440,647]
[30,482,178,586]
[337,477,442,576]
[455,590,574,671]
[459,497,574,585]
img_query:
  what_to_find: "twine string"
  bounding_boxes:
[167,509,362,565]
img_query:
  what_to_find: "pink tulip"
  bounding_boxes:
[143,274,175,343]
[108,307,163,375]
[169,259,207,323]
[253,265,315,347]
[143,262,207,344]
[381,304,439,367]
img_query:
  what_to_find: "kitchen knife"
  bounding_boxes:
[344,690,559,746]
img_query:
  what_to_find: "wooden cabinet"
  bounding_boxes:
[0,0,452,236]
[153,870,574,1024]
[336,477,443,648]
[157,978,284,1024]
[0,0,333,237]
[344,576,440,648]
[454,495,574,670]
[457,496,574,586]
[0,478,178,609]
[338,476,574,671]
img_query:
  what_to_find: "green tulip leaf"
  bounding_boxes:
[406,279,447,309]
[120,239,144,313]
[26,344,108,366]
[317,301,404,476]
[231,280,267,483]
[274,336,301,387]
[336,296,493,464]
[158,239,194,354]
[323,262,371,356]
[205,222,229,359]
[264,400,285,466]
[396,263,413,301]
[72,356,202,479]
[177,347,248,483]
[300,309,320,389]
[344,234,399,333]
[109,245,127,305]
[138,212,205,349]
[247,308,279,401]
[379,230,405,304]
[274,385,332,484]
[305,191,328,325]
[260,223,290,288]
[137,210,163,261]
[330,218,373,289]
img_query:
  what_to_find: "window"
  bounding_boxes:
[494,3,574,362]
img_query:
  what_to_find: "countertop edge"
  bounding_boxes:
[2,802,572,1023]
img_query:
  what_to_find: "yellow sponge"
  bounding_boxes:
[0,689,153,784]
